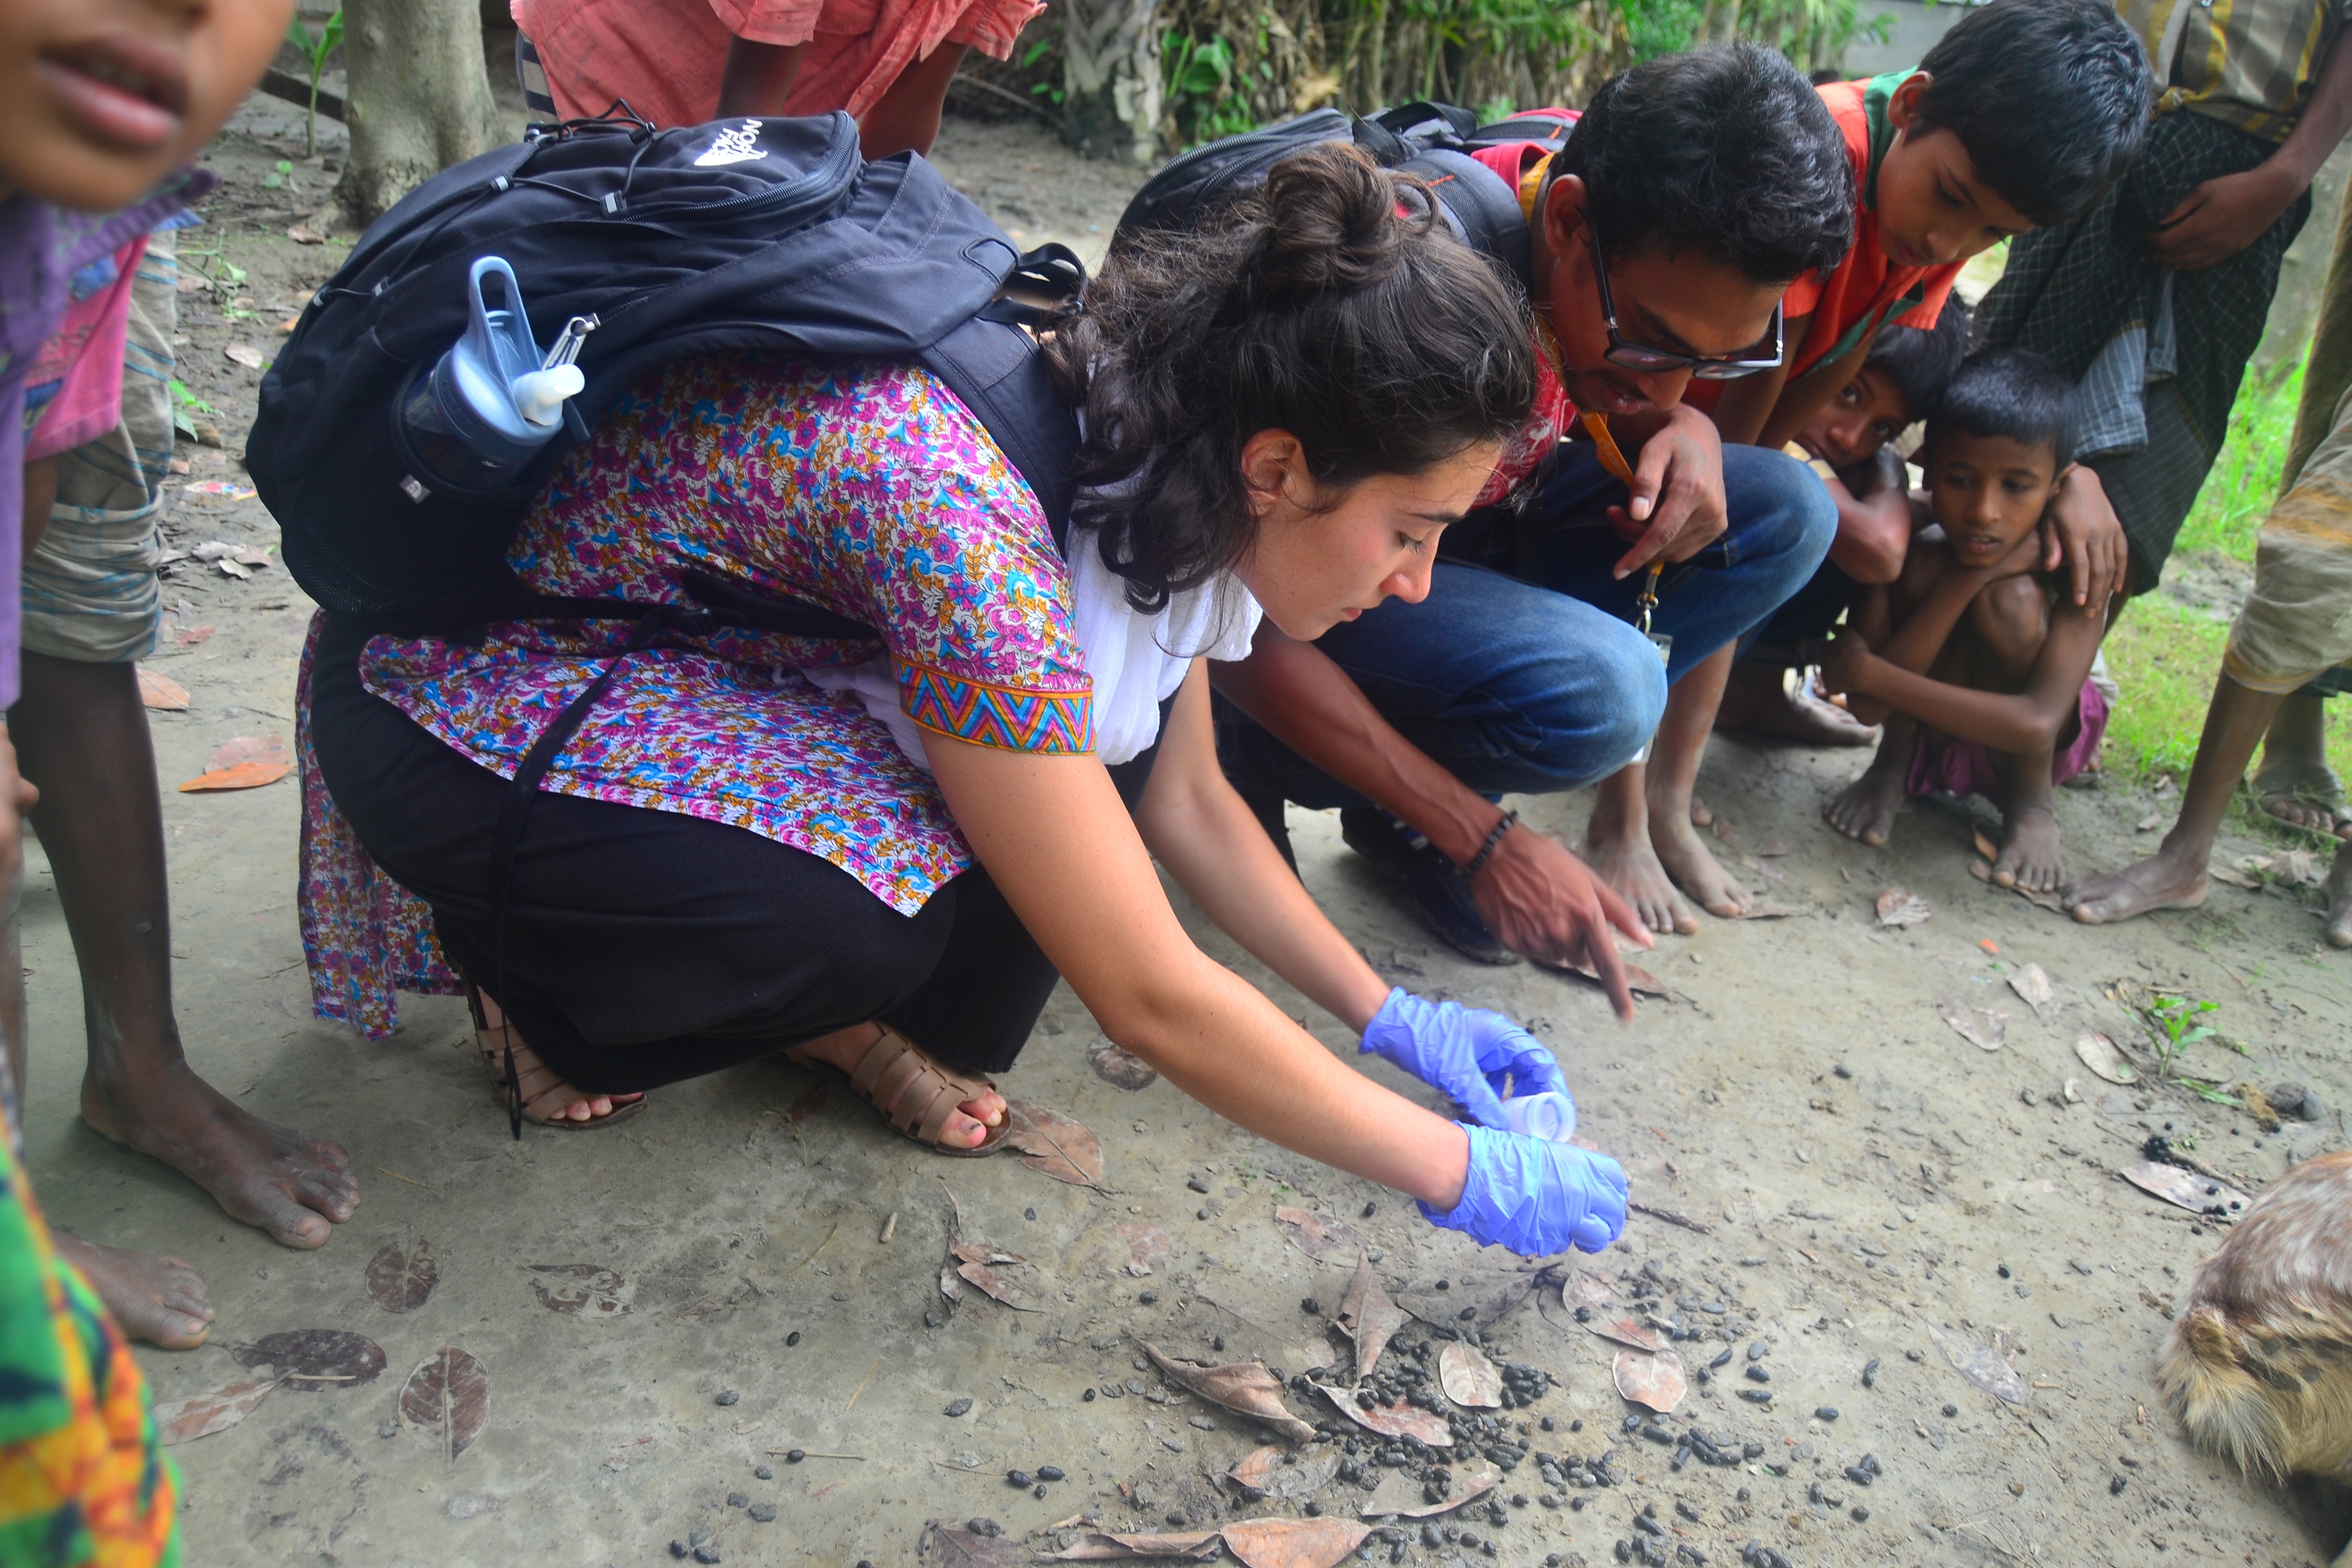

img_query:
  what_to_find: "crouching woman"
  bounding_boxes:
[302,144,1626,1256]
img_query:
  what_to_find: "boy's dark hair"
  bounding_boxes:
[1911,0,2152,227]
[1553,43,1853,284]
[1864,291,1971,429]
[1928,348,2080,471]
[1046,143,1535,614]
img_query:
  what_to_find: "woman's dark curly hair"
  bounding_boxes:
[1042,142,1536,614]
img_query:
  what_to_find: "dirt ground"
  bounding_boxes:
[17,98,2352,1568]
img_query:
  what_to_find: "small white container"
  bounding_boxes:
[1501,1090,1577,1143]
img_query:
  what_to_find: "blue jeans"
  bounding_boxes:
[1218,441,1835,808]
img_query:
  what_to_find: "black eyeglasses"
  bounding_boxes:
[1588,235,1784,380]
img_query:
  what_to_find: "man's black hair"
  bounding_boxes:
[1864,291,1970,429]
[1910,0,2152,227]
[1928,348,2080,471]
[1554,43,1853,284]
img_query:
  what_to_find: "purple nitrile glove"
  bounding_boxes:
[1360,987,1570,1129]
[1420,1122,1628,1256]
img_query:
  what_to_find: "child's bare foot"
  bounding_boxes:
[2326,845,2352,948]
[80,1062,357,1249]
[1649,806,1753,920]
[1583,822,1695,936]
[1688,793,1712,828]
[1993,802,2065,892]
[54,1230,212,1349]
[1825,754,1908,847]
[793,1022,1006,1149]
[2063,841,2210,925]
[1717,663,1879,747]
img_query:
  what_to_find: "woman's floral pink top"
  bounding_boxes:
[297,355,1092,1038]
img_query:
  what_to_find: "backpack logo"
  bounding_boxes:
[695,120,767,167]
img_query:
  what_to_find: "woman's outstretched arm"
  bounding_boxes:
[1131,662,1391,1032]
[922,725,1471,1211]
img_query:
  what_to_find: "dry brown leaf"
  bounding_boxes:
[400,1346,489,1459]
[1044,1531,1223,1561]
[1003,1101,1104,1187]
[1144,1344,1315,1441]
[950,1242,1025,1267]
[783,1083,828,1123]
[286,223,325,246]
[1538,952,1671,998]
[1755,841,1790,857]
[231,1329,386,1390]
[1273,1206,1365,1262]
[525,1263,633,1316]
[153,1377,277,1445]
[224,342,267,370]
[1222,1515,1373,1568]
[2072,1030,2136,1085]
[1876,887,1932,927]
[1937,997,2007,1051]
[926,1524,1026,1567]
[1973,829,2001,863]
[365,1240,438,1314]
[136,667,188,710]
[1313,1383,1451,1446]
[1116,1221,1170,1276]
[950,1243,1034,1311]
[2121,1162,2252,1220]
[178,760,290,792]
[939,1265,963,1304]
[1334,1254,1408,1380]
[2007,963,2059,1018]
[1584,1316,1663,1353]
[1923,1321,2027,1404]
[1228,1444,1340,1501]
[1437,1342,1502,1409]
[1359,1459,1502,1518]
[1087,1034,1158,1091]
[2209,861,2262,890]
[1392,1270,1531,1329]
[1612,1348,1686,1413]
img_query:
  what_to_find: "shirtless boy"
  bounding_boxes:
[1818,350,2111,891]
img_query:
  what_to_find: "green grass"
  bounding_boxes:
[2097,355,2352,804]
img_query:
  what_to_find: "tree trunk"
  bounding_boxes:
[334,0,504,228]
[1060,0,1162,165]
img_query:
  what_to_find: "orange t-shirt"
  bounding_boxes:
[1779,73,1964,384]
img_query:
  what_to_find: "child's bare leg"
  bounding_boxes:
[2067,673,2285,924]
[1991,743,2065,891]
[857,42,967,159]
[1825,712,1915,847]
[1644,646,1753,921]
[2249,692,2350,835]
[10,654,358,1248]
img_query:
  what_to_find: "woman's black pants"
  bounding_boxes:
[309,615,1102,1096]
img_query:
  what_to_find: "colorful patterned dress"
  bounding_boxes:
[299,354,1093,1037]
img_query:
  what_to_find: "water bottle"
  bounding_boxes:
[1501,1090,1577,1143]
[395,256,593,498]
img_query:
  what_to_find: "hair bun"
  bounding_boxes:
[1242,142,1428,307]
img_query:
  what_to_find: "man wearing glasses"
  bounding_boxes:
[1212,46,1852,1010]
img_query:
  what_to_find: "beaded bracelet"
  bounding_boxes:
[1460,808,1519,880]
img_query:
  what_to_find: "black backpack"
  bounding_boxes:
[250,110,1084,632]
[1115,101,1579,288]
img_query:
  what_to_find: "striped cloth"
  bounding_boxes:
[2119,0,2351,142]
[1974,110,2311,590]
[21,226,182,664]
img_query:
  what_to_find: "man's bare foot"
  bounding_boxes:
[1825,756,1908,848]
[1717,664,1879,747]
[1993,803,2065,892]
[2250,757,2352,838]
[2063,842,2210,925]
[54,1230,211,1349]
[2326,845,2352,948]
[1650,806,1753,920]
[793,1022,1006,1149]
[1583,823,1696,935]
[80,1062,357,1250]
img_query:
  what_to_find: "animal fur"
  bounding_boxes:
[2159,1149,2352,1496]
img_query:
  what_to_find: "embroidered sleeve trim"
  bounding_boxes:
[898,662,1095,754]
